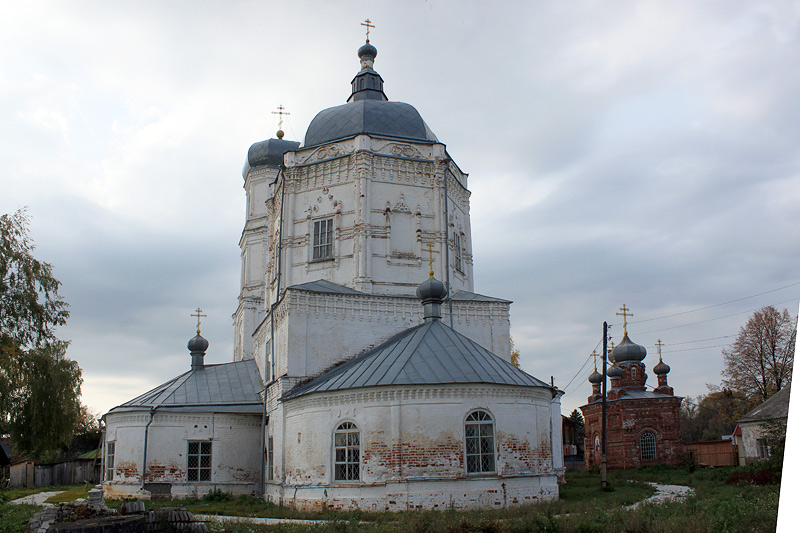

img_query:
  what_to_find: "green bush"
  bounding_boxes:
[202,488,233,502]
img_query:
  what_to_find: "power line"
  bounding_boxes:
[666,335,735,346]
[629,281,800,325]
[662,343,729,354]
[636,297,800,335]
[562,338,602,393]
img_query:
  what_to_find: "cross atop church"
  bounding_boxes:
[422,241,439,278]
[616,304,633,335]
[591,349,598,370]
[272,105,290,137]
[655,339,664,362]
[361,19,375,42]
[191,307,207,335]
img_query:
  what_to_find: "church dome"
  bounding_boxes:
[588,369,603,384]
[416,276,447,304]
[607,364,623,378]
[358,42,377,59]
[303,40,438,148]
[653,359,671,375]
[612,334,647,363]
[305,100,438,148]
[188,333,209,353]
[243,137,300,177]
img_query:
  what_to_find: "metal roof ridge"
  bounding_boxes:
[376,322,434,384]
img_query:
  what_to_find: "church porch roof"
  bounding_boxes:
[108,359,262,414]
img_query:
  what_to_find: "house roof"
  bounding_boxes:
[108,359,262,414]
[738,384,792,423]
[283,318,549,400]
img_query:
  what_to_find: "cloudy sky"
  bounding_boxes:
[2,0,798,418]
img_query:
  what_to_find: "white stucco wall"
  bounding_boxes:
[103,411,262,499]
[264,383,559,510]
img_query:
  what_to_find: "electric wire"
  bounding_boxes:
[635,297,800,335]
[628,281,800,325]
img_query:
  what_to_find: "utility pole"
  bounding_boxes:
[601,321,608,490]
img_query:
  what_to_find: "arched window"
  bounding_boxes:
[465,410,495,473]
[334,422,360,481]
[631,367,637,380]
[641,431,656,461]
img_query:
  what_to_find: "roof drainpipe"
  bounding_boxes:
[140,407,156,491]
[260,163,287,499]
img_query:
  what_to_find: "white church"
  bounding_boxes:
[103,36,564,511]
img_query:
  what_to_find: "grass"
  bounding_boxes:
[44,486,90,503]
[0,466,781,533]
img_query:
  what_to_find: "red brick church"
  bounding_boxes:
[581,308,682,470]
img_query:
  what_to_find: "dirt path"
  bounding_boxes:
[8,491,65,506]
[625,482,694,510]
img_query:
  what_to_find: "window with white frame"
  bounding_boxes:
[465,410,496,473]
[454,232,463,272]
[641,431,656,461]
[105,441,115,481]
[334,422,360,481]
[313,218,334,260]
[187,441,212,481]
[631,367,637,380]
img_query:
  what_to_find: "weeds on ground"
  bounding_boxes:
[0,502,40,533]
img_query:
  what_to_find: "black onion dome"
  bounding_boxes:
[653,360,671,375]
[607,364,623,378]
[358,42,377,59]
[417,277,447,304]
[613,334,647,363]
[188,333,209,353]
[243,137,300,178]
[304,100,438,147]
[588,369,603,384]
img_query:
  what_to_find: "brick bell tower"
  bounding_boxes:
[580,306,682,470]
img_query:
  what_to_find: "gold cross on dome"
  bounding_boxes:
[361,19,375,41]
[271,105,290,130]
[422,241,439,278]
[616,304,634,335]
[655,339,665,362]
[191,307,207,335]
[591,349,598,370]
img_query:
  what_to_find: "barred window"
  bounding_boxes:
[313,218,334,260]
[454,232,463,272]
[466,410,495,473]
[105,441,115,481]
[187,441,212,481]
[334,422,360,481]
[641,431,656,461]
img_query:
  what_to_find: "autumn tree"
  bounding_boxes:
[680,390,756,442]
[510,337,521,368]
[1,209,83,459]
[721,306,796,401]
